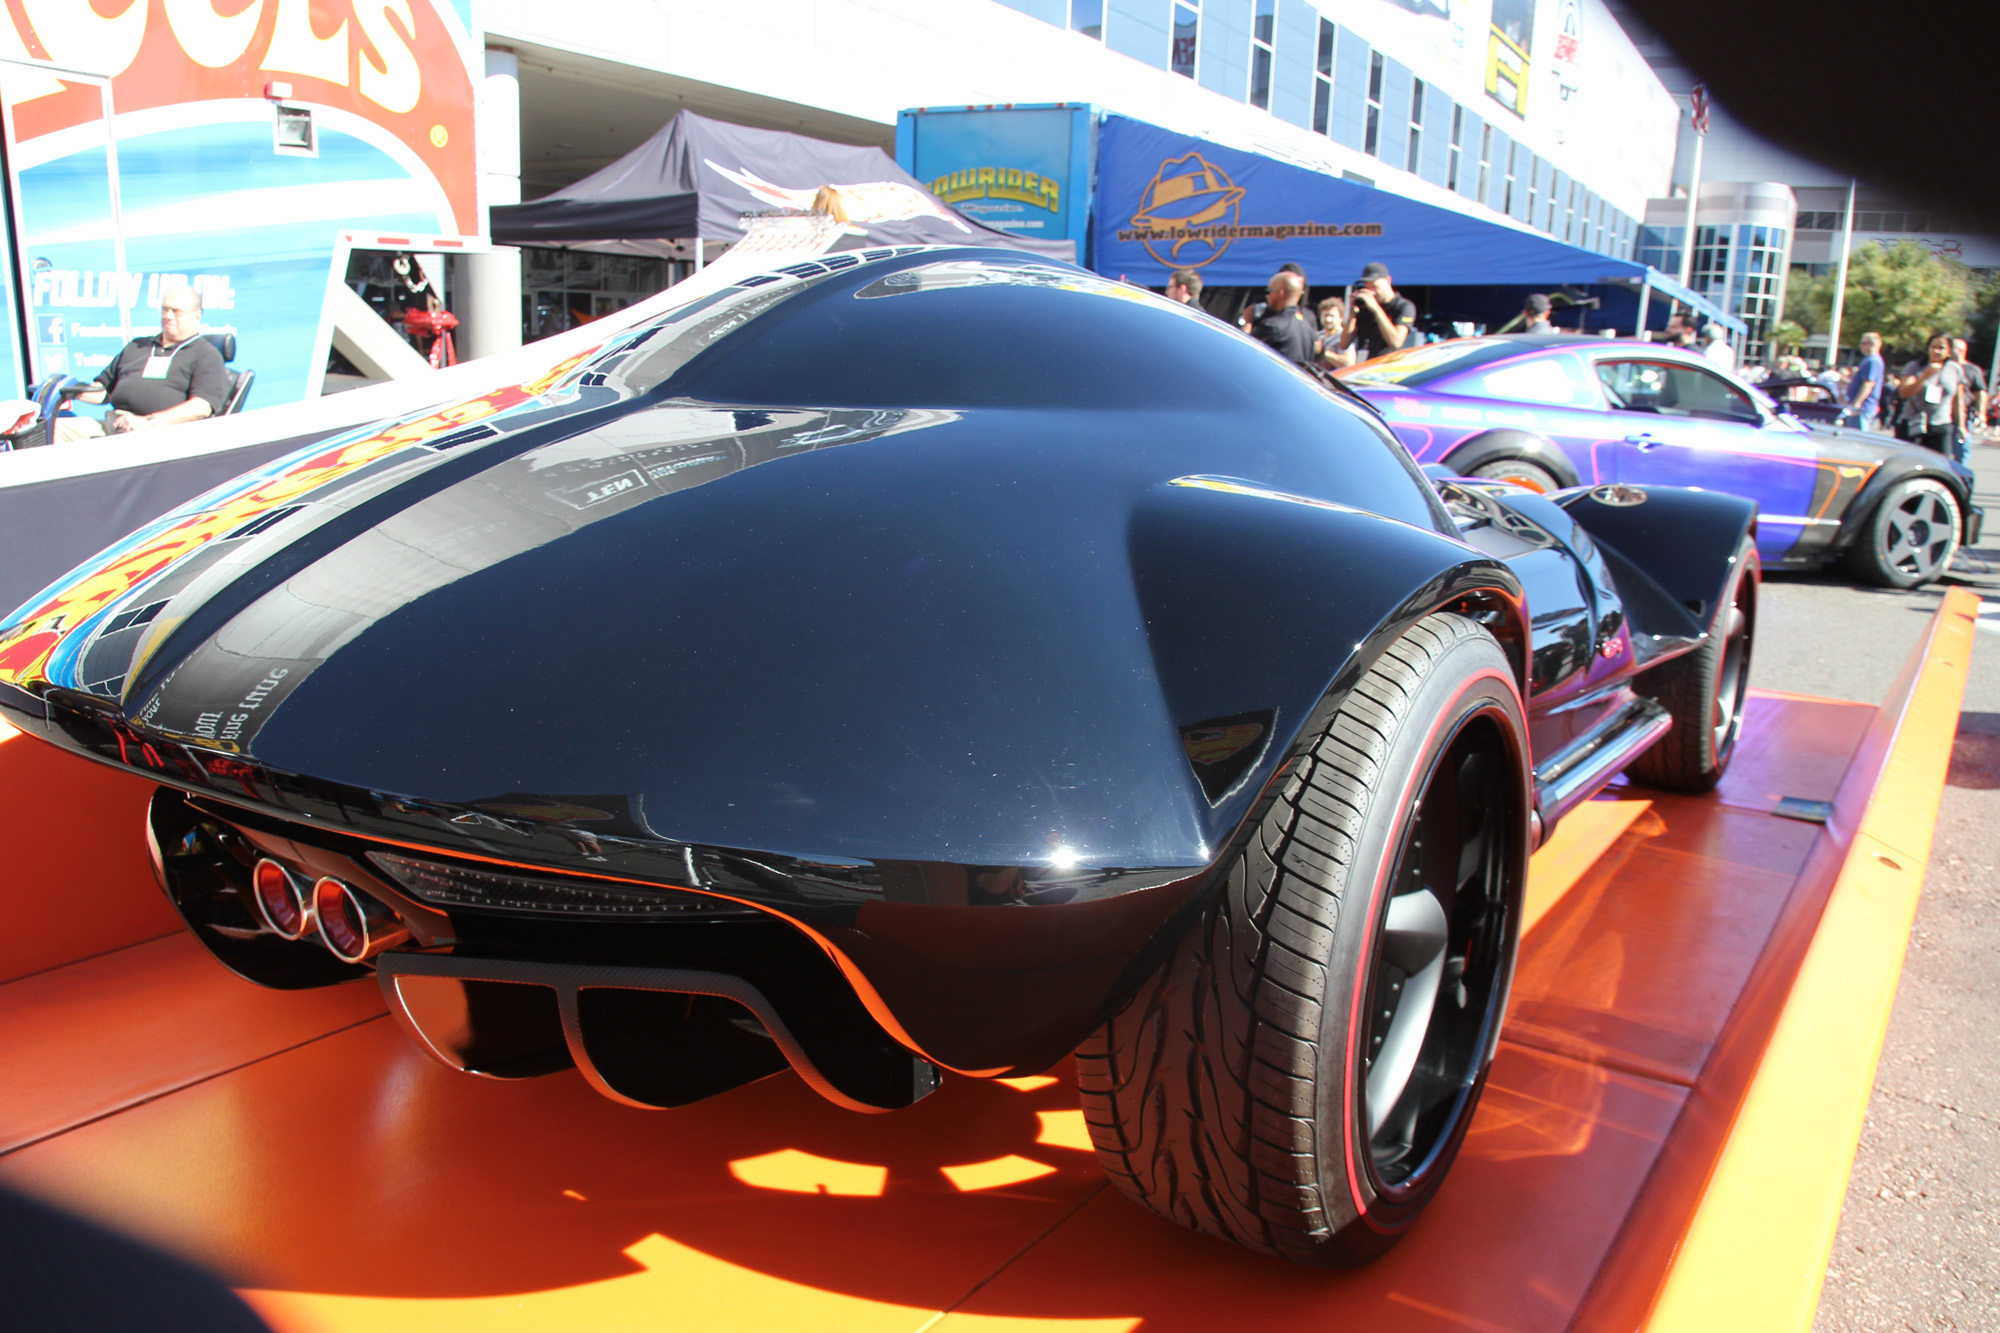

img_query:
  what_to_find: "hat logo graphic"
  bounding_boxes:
[1129,152,1245,269]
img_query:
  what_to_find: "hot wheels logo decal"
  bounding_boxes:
[0,0,477,228]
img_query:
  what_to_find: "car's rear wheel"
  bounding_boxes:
[1846,477,1961,588]
[1076,613,1527,1267]
[1469,458,1560,493]
[1627,540,1758,793]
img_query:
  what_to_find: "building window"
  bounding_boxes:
[1525,156,1538,226]
[1446,104,1463,192]
[1406,80,1425,173]
[1172,0,1198,79]
[1636,224,1683,274]
[1477,124,1492,203]
[1502,142,1516,214]
[1691,224,1729,294]
[1727,223,1789,361]
[1564,182,1577,243]
[1070,0,1102,40]
[1364,51,1383,157]
[1249,0,1273,107]
[1313,19,1334,133]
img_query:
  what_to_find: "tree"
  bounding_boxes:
[1779,242,1973,361]
[1768,319,1809,354]
[1964,271,2000,376]
[1782,267,1834,340]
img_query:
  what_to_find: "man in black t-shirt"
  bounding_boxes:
[1246,271,1318,366]
[1340,262,1416,364]
[60,285,229,440]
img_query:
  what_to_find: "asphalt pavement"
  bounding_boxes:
[1770,436,2000,1332]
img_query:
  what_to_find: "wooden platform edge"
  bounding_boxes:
[1639,588,1981,1333]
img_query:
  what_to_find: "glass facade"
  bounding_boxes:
[1637,221,1789,361]
[1725,224,1787,362]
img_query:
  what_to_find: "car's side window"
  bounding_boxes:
[1595,359,1759,424]
[1672,365,1760,423]
[1471,352,1596,407]
[1596,360,1672,413]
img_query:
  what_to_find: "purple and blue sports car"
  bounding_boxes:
[1339,333,1983,588]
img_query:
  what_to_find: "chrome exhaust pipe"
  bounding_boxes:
[312,877,411,962]
[250,857,313,939]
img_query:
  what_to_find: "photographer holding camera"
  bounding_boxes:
[1339,262,1415,364]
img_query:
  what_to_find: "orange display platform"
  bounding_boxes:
[0,592,1976,1333]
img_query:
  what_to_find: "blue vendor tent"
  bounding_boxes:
[1092,115,1743,334]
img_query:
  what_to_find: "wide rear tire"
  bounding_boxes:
[1076,613,1528,1267]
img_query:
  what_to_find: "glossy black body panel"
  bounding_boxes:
[1552,485,1758,628]
[1,248,1747,1082]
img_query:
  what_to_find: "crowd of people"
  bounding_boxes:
[1163,261,1417,374]
[1755,330,1988,463]
[1163,261,1985,469]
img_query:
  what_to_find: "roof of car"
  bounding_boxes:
[1485,332,1694,353]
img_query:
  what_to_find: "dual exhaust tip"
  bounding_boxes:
[250,857,409,963]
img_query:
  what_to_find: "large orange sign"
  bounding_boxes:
[0,0,478,229]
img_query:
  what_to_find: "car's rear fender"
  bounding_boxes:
[816,477,1532,1075]
[1552,484,1757,639]
[1439,428,1583,489]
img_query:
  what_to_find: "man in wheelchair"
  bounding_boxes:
[57,285,229,440]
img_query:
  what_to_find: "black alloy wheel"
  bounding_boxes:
[1848,477,1962,588]
[1078,612,1527,1267]
[1628,539,1757,793]
[1361,736,1513,1195]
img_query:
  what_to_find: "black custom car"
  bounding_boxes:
[0,249,1757,1267]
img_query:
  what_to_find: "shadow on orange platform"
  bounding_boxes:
[0,689,1882,1331]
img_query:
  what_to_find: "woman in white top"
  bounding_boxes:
[1895,332,1963,456]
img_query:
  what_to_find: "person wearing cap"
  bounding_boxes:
[1340,262,1416,363]
[1519,293,1553,333]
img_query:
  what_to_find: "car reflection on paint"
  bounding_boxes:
[1338,333,1983,588]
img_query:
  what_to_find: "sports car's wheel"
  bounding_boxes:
[1469,458,1560,494]
[1077,613,1527,1267]
[1627,540,1758,793]
[1846,478,1961,588]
